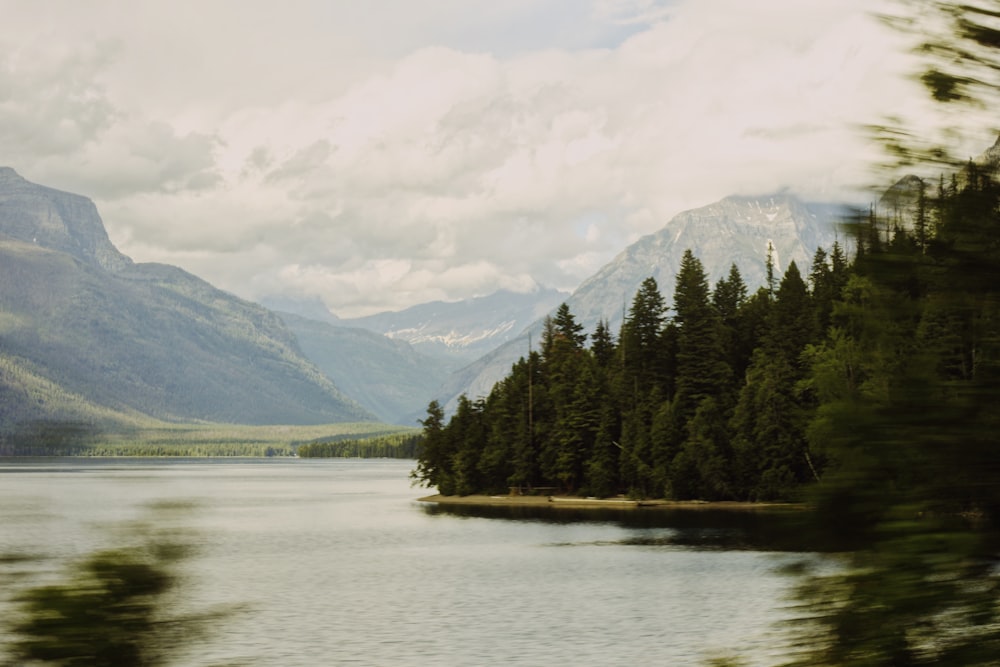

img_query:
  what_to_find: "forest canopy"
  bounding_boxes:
[412,241,851,501]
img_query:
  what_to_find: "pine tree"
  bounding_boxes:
[412,400,455,494]
[552,302,587,348]
[448,395,487,496]
[478,363,529,493]
[713,263,749,394]
[768,261,815,370]
[915,175,929,252]
[508,351,544,491]
[673,250,731,419]
[618,395,657,498]
[552,353,602,492]
[590,318,616,368]
[829,240,850,296]
[712,263,748,322]
[729,261,819,500]
[810,247,835,334]
[620,276,670,395]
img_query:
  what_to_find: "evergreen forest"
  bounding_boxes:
[413,156,1000,505]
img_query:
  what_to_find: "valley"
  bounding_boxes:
[0,167,852,445]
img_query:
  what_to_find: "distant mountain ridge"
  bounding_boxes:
[434,193,849,411]
[342,287,569,364]
[258,287,569,423]
[0,168,374,432]
[275,312,449,425]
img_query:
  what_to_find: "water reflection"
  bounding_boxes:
[420,502,810,551]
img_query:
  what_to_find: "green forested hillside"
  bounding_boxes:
[0,168,378,436]
[0,237,374,433]
[0,245,372,438]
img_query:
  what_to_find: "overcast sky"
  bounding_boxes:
[1,0,993,317]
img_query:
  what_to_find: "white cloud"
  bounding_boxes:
[0,38,119,156]
[2,0,983,317]
[592,0,675,25]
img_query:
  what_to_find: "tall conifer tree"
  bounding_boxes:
[673,250,731,418]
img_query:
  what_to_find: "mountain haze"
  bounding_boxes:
[0,168,374,432]
[343,287,568,365]
[277,313,448,425]
[265,289,570,423]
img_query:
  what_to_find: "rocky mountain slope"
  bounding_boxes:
[0,168,374,432]
[435,193,849,411]
[568,194,847,334]
[0,166,133,272]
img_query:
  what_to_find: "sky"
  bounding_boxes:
[1,0,994,317]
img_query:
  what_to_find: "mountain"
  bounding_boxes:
[567,194,848,334]
[0,166,133,273]
[342,287,569,366]
[264,288,568,423]
[276,313,448,425]
[0,168,374,433]
[435,193,849,410]
[260,294,341,325]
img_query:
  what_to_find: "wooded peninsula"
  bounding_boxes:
[412,160,1000,511]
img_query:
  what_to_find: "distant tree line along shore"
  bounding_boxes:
[0,421,420,458]
[296,432,421,458]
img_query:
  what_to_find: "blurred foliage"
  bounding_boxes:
[785,2,1000,664]
[3,504,230,667]
[9,547,179,666]
[872,0,1000,171]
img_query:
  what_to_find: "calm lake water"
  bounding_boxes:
[0,458,806,666]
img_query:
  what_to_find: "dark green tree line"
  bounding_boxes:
[413,242,852,501]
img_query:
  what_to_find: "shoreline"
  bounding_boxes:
[416,494,801,511]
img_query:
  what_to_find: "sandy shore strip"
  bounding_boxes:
[416,494,800,511]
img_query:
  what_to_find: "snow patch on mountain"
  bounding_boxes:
[344,287,568,364]
[385,320,518,348]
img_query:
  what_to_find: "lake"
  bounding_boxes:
[0,458,806,666]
